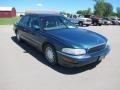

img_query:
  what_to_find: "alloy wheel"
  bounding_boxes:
[45,46,56,65]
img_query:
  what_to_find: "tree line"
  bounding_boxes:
[60,0,120,18]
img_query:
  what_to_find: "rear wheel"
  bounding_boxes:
[16,31,22,43]
[93,22,97,26]
[44,44,57,65]
[86,24,89,26]
[105,22,107,25]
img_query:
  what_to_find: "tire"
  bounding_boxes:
[44,44,57,65]
[93,22,97,26]
[16,31,22,43]
[78,22,83,26]
[86,24,89,27]
[105,22,107,25]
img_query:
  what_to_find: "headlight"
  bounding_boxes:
[62,48,86,55]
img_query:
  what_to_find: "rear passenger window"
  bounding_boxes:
[19,15,30,26]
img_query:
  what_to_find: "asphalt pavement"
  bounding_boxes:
[0,25,120,90]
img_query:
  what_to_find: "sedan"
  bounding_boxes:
[14,14,110,67]
[101,18,112,25]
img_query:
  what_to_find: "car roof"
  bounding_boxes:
[26,13,62,17]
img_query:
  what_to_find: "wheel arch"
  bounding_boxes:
[42,41,56,52]
[78,21,83,23]
[42,41,58,64]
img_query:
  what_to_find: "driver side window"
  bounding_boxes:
[29,16,41,30]
[19,15,30,26]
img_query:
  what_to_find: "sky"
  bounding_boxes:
[0,0,120,13]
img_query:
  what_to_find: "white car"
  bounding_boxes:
[101,18,112,25]
[67,15,92,26]
[117,19,120,25]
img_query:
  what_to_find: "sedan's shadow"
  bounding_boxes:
[11,36,101,75]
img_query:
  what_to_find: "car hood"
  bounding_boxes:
[78,17,90,20]
[46,28,107,49]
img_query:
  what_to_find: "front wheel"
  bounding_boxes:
[78,22,83,26]
[44,44,57,65]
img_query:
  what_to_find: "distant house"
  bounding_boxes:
[0,7,16,18]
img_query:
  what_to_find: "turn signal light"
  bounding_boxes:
[63,58,77,64]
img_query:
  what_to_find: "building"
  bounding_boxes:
[0,7,16,18]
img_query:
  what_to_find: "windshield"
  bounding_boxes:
[42,16,77,31]
[78,15,84,18]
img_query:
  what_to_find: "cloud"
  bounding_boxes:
[36,3,43,7]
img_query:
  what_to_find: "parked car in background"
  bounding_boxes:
[84,15,102,26]
[67,15,92,26]
[110,18,119,25]
[101,17,112,25]
[109,16,120,25]
[14,13,110,67]
[118,18,120,25]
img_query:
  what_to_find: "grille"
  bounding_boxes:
[87,19,91,22]
[88,44,106,53]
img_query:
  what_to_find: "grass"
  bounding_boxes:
[0,17,20,25]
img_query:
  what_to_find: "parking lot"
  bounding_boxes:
[0,25,120,90]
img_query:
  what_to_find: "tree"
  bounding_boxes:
[76,8,92,15]
[67,13,72,17]
[94,0,105,17]
[116,7,120,18]
[60,11,67,15]
[60,11,71,17]
[94,0,113,17]
[77,10,87,15]
[112,12,117,16]
[87,8,92,15]
[103,2,113,17]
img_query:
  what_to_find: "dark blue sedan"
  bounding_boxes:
[14,14,110,67]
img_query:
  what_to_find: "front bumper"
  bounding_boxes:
[57,45,111,67]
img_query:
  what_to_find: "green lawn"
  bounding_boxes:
[0,17,20,25]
